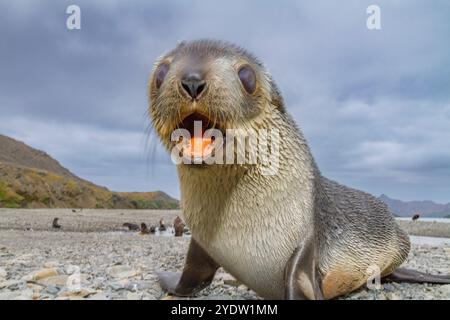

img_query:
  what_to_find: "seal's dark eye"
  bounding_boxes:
[155,63,170,89]
[238,65,256,94]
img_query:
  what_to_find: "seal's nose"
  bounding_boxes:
[181,72,206,100]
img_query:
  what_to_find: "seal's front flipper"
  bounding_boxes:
[284,235,323,300]
[383,268,450,284]
[157,238,219,297]
[158,271,183,294]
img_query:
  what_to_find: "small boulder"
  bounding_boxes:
[23,268,58,282]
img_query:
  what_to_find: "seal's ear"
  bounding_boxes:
[270,79,286,113]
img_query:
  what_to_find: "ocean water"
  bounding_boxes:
[409,235,450,246]
[396,217,450,223]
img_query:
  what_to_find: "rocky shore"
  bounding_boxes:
[0,209,449,300]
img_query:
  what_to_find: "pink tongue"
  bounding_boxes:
[187,137,213,158]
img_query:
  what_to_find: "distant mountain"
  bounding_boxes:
[379,194,450,218]
[0,134,178,209]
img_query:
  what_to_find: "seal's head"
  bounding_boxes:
[148,40,284,159]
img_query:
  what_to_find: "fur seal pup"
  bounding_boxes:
[52,218,61,229]
[123,222,140,231]
[149,40,450,299]
[158,219,167,232]
[173,216,186,237]
[140,223,150,235]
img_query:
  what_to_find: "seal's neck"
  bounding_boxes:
[178,164,247,225]
[177,111,317,244]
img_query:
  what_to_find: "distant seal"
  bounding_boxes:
[140,223,150,235]
[123,222,140,231]
[158,219,167,232]
[149,40,450,299]
[52,218,61,229]
[173,216,186,237]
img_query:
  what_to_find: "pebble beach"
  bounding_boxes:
[0,209,449,300]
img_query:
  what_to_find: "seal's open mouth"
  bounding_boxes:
[177,112,225,161]
[179,113,214,138]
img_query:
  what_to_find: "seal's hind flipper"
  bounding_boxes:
[382,268,450,284]
[157,238,219,297]
[284,234,324,300]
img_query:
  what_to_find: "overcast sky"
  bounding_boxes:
[1,1,449,202]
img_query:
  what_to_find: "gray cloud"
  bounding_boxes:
[0,0,449,202]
